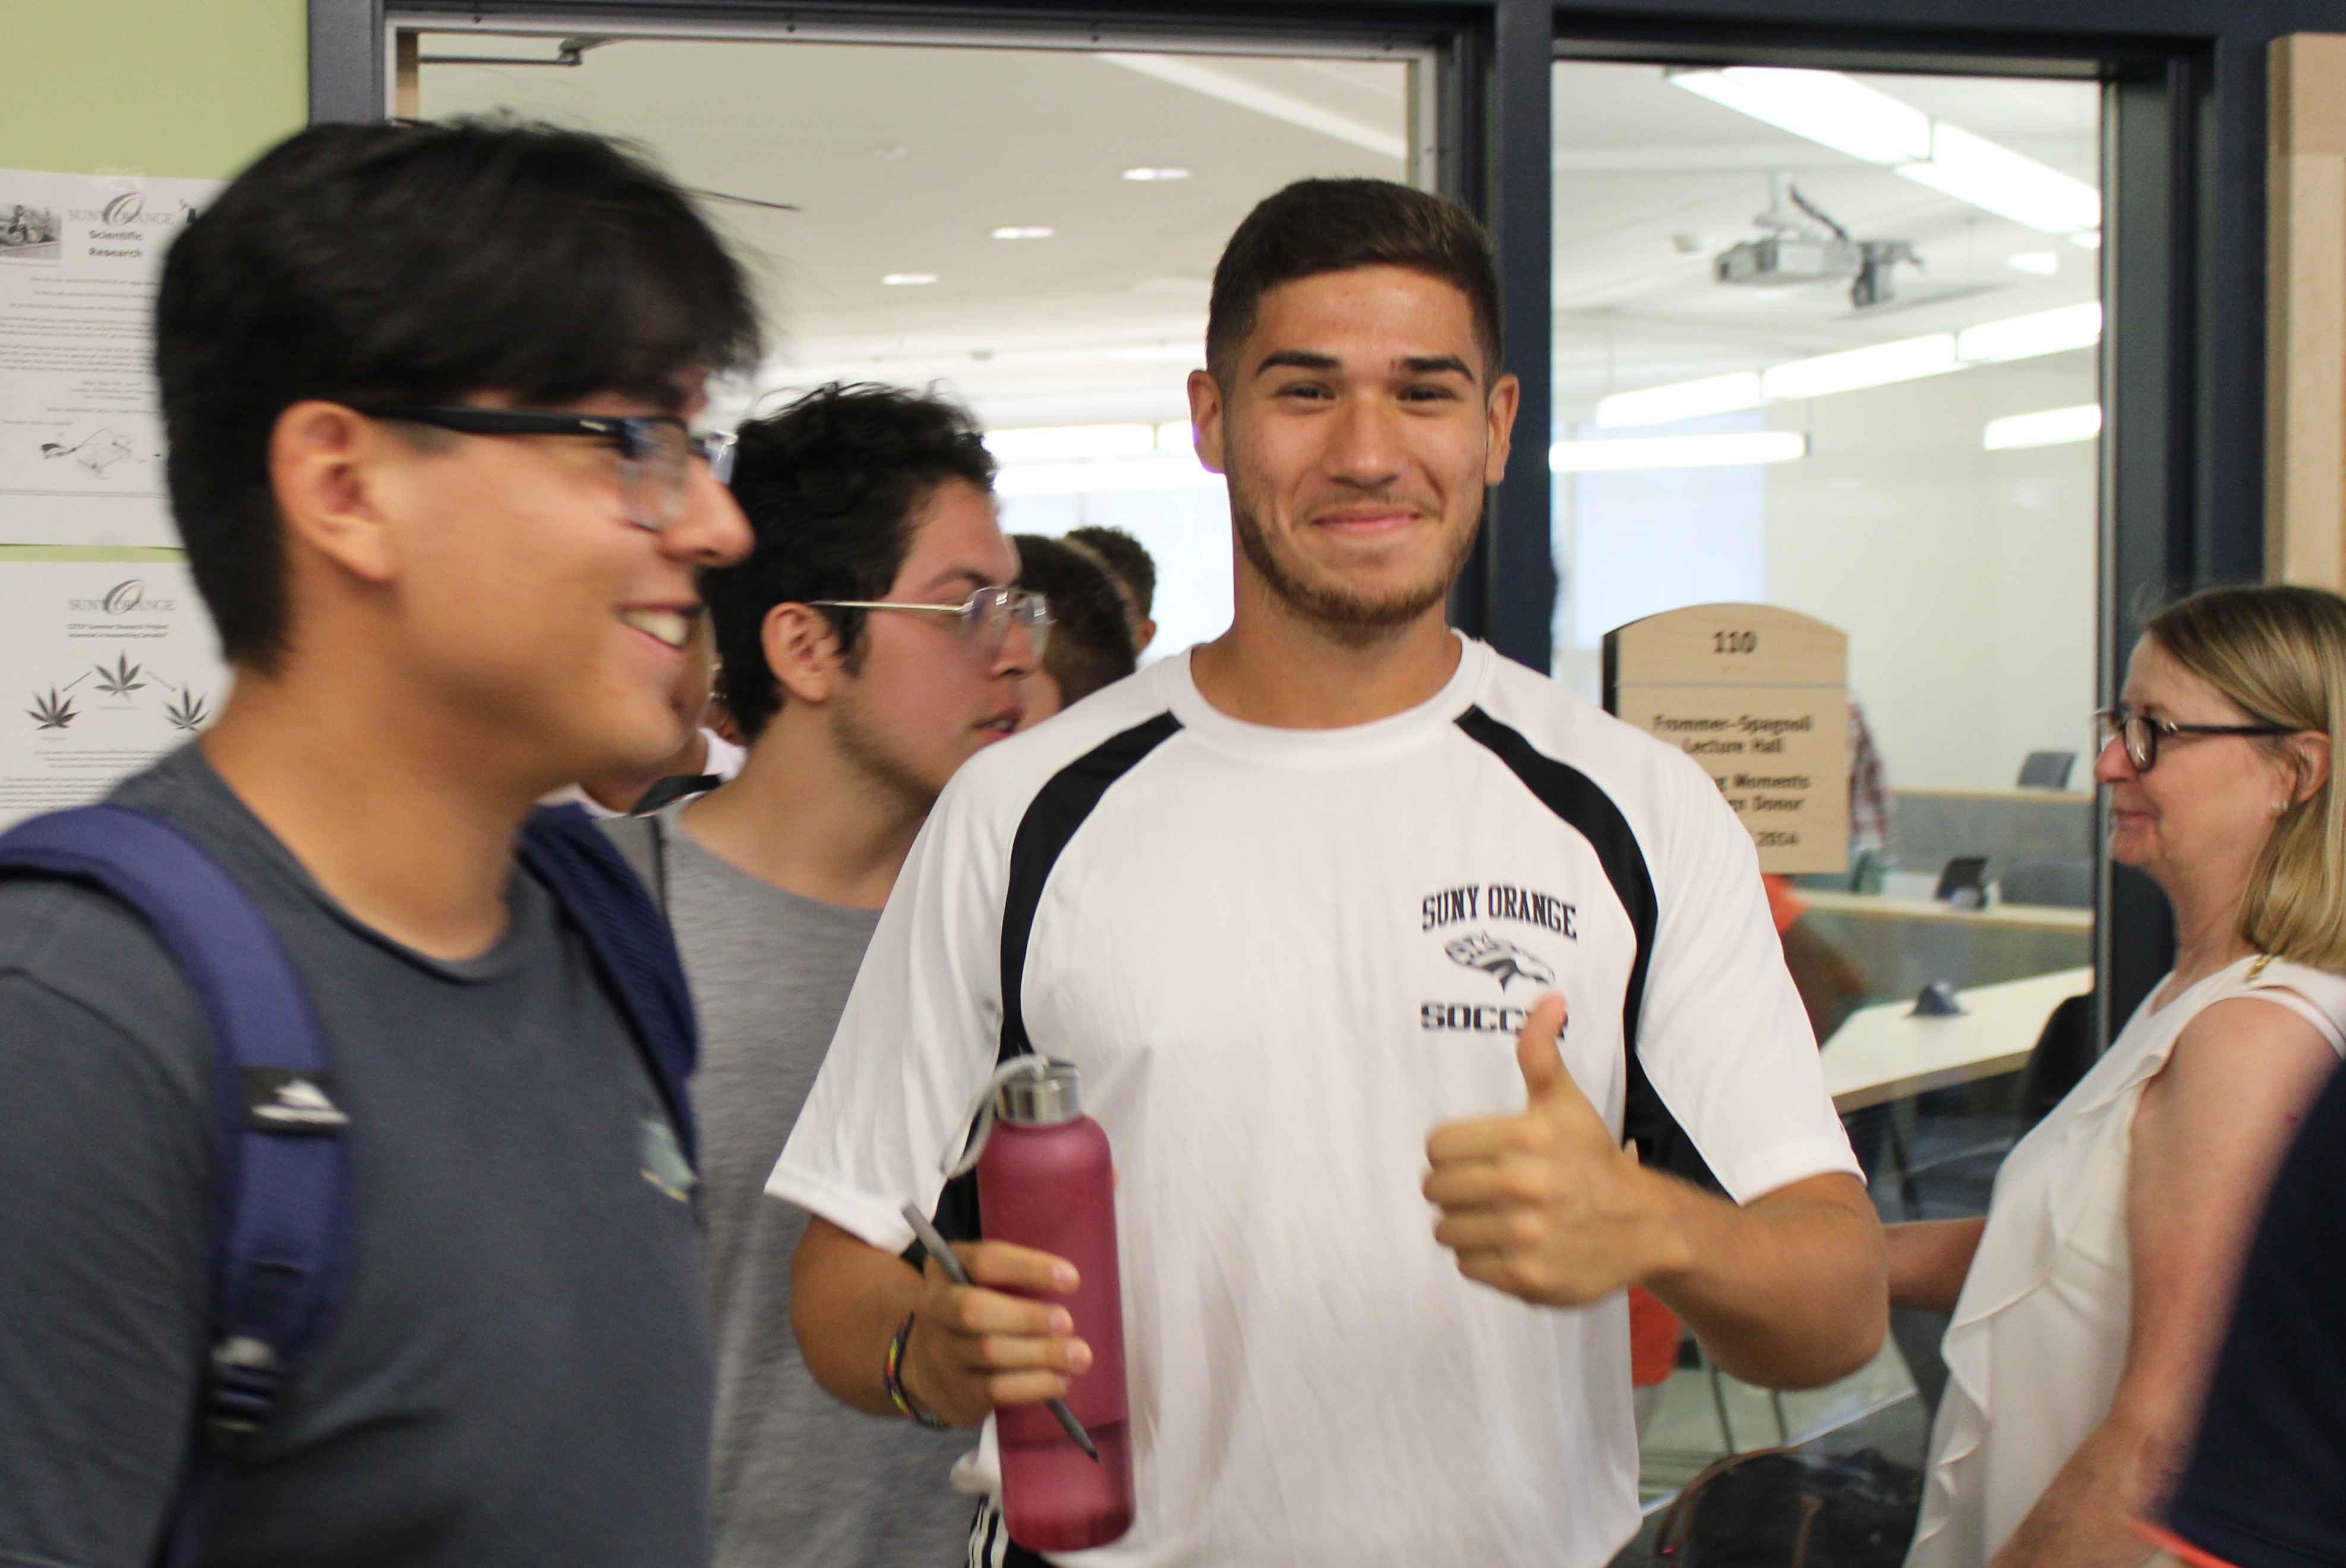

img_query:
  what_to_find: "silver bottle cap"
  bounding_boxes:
[997,1061,1081,1126]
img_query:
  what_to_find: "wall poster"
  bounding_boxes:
[0,560,227,831]
[1,168,217,547]
[0,169,224,826]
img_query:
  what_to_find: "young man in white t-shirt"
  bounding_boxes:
[774,178,1887,1568]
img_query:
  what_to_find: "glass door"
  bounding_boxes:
[1549,55,2102,1513]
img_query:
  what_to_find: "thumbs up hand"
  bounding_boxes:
[1424,993,1695,1307]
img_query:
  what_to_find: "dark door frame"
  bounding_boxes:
[312,0,2325,1034]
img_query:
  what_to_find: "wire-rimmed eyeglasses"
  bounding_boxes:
[808,586,1050,661]
[351,404,737,533]
[2093,705,2295,772]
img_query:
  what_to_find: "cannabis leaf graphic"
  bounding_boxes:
[93,654,144,698]
[163,689,210,733]
[27,688,75,730]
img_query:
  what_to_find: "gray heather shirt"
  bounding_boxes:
[656,805,975,1568]
[0,746,709,1568]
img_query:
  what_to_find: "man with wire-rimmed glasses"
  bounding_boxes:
[609,381,1045,1568]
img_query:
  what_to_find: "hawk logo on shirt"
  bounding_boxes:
[1445,932,1556,993]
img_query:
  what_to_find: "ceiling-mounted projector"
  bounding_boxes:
[1716,234,1865,286]
[1714,176,1918,309]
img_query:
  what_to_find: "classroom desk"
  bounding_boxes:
[1821,966,2094,1112]
[1800,888,2092,935]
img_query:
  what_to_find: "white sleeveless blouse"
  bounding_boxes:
[1906,955,2346,1568]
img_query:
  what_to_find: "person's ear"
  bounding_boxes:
[761,602,847,708]
[1135,615,1158,655]
[1188,368,1227,477]
[269,401,412,585]
[2287,730,2332,805]
[1483,372,1521,487]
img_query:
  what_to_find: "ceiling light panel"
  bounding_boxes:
[1896,123,2101,235]
[1762,335,1956,400]
[1669,68,1931,165]
[880,272,938,286]
[1984,404,2102,450]
[1596,371,1763,429]
[1585,303,2102,428]
[1670,67,2100,239]
[1121,167,1191,181]
[991,226,1055,239]
[1097,53,1408,161]
[1550,431,1808,472]
[1954,302,2101,363]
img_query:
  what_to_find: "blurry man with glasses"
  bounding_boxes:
[604,382,1041,1568]
[0,121,756,1567]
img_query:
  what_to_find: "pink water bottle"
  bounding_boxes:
[976,1061,1136,1551]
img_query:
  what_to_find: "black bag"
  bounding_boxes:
[1650,1447,1921,1568]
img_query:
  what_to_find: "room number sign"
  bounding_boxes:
[1603,603,1850,875]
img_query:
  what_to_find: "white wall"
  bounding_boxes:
[1554,412,1771,667]
[1764,348,2098,793]
[997,487,1234,661]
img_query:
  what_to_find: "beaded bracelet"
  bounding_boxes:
[884,1311,951,1430]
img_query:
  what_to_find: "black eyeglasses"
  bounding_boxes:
[808,586,1050,662]
[2093,705,2296,772]
[351,404,737,532]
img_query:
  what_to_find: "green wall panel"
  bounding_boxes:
[0,0,305,180]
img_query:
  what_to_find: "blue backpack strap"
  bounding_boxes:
[0,803,352,1565]
[515,803,698,1163]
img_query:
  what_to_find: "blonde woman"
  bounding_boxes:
[1894,585,2346,1568]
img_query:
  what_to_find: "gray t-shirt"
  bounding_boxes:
[657,806,975,1568]
[0,746,710,1568]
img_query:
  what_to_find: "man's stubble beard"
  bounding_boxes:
[1227,476,1481,642]
[828,677,945,822]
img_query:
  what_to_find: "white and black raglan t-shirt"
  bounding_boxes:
[770,635,1859,1568]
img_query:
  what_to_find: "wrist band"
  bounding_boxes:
[884,1311,951,1429]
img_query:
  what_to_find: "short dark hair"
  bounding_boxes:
[1206,178,1502,384]
[156,119,761,670]
[1016,536,1137,708]
[1064,525,1156,619]
[704,383,996,742]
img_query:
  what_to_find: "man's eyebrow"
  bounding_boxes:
[916,565,994,597]
[1254,349,1341,377]
[1400,355,1475,378]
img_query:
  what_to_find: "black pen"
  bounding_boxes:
[900,1202,1101,1463]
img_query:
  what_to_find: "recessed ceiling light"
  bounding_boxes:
[881,273,938,286]
[1122,166,1191,182]
[2006,251,2060,276]
[991,226,1055,240]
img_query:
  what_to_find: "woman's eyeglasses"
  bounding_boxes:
[351,404,736,533]
[809,587,1051,662]
[2092,705,2294,772]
